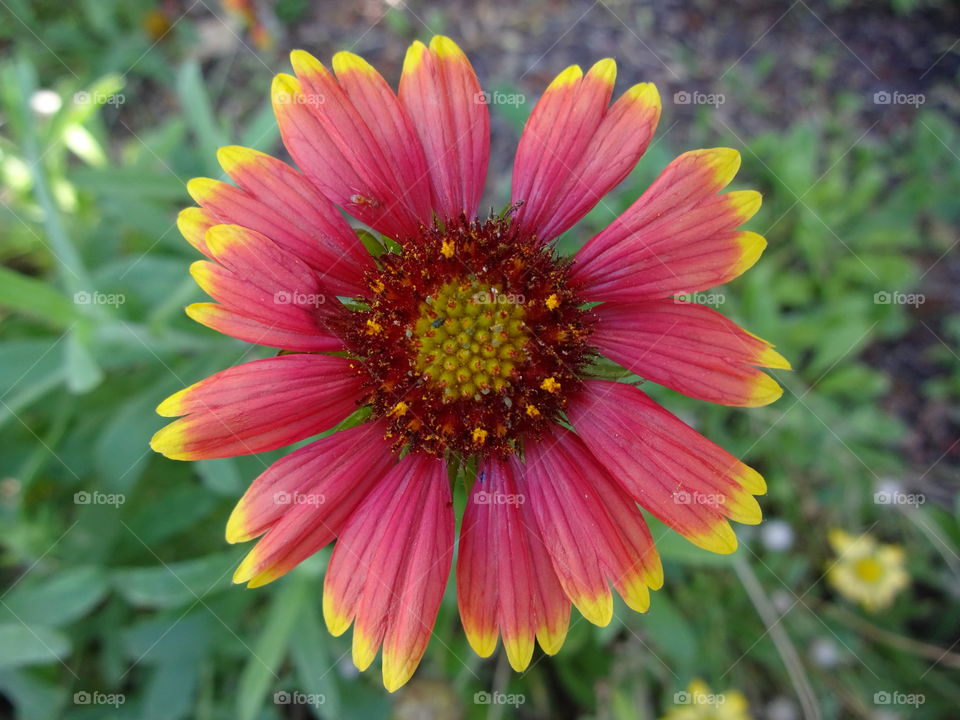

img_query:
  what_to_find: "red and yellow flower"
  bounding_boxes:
[151,36,789,691]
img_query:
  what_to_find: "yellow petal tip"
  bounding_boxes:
[186,177,218,204]
[155,388,187,417]
[703,147,742,187]
[271,73,301,105]
[465,629,498,659]
[728,189,763,223]
[322,593,352,637]
[332,50,375,76]
[550,65,583,89]
[690,521,739,554]
[352,628,379,672]
[742,372,784,407]
[225,502,251,544]
[575,592,613,627]
[759,345,792,370]
[289,49,327,77]
[627,82,661,112]
[149,423,190,460]
[382,659,417,693]
[589,58,617,86]
[216,145,258,175]
[429,35,465,60]
[734,231,767,274]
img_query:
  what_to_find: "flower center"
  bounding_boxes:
[413,279,529,401]
[343,215,594,459]
[854,557,884,583]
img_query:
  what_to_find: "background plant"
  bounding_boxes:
[1,1,958,718]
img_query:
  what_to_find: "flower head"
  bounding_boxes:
[151,36,788,691]
[826,529,909,612]
[661,679,753,720]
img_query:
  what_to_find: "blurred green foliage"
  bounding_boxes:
[2,2,959,719]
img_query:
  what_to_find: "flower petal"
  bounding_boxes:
[177,206,216,257]
[519,429,663,626]
[150,354,361,460]
[329,51,435,219]
[281,51,432,239]
[567,380,766,554]
[399,36,490,220]
[512,61,660,243]
[229,421,396,587]
[187,161,369,298]
[214,145,372,295]
[573,148,765,301]
[323,453,453,692]
[187,224,345,352]
[457,458,570,670]
[592,300,790,406]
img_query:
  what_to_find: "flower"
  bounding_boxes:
[151,36,788,691]
[826,529,909,612]
[661,679,753,720]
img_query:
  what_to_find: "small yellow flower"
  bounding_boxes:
[660,679,752,720]
[826,529,909,612]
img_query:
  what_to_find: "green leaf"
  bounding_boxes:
[142,653,202,720]
[64,329,103,393]
[0,624,70,669]
[636,592,698,669]
[1,566,108,628]
[94,392,163,491]
[291,601,341,717]
[0,669,68,720]
[196,457,244,497]
[176,60,225,175]
[69,167,186,200]
[356,228,387,258]
[236,572,313,720]
[112,552,236,609]
[0,266,77,328]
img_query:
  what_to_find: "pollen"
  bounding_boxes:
[413,279,529,402]
[540,377,560,393]
[345,214,595,458]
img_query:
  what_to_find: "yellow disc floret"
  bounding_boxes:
[413,279,530,402]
